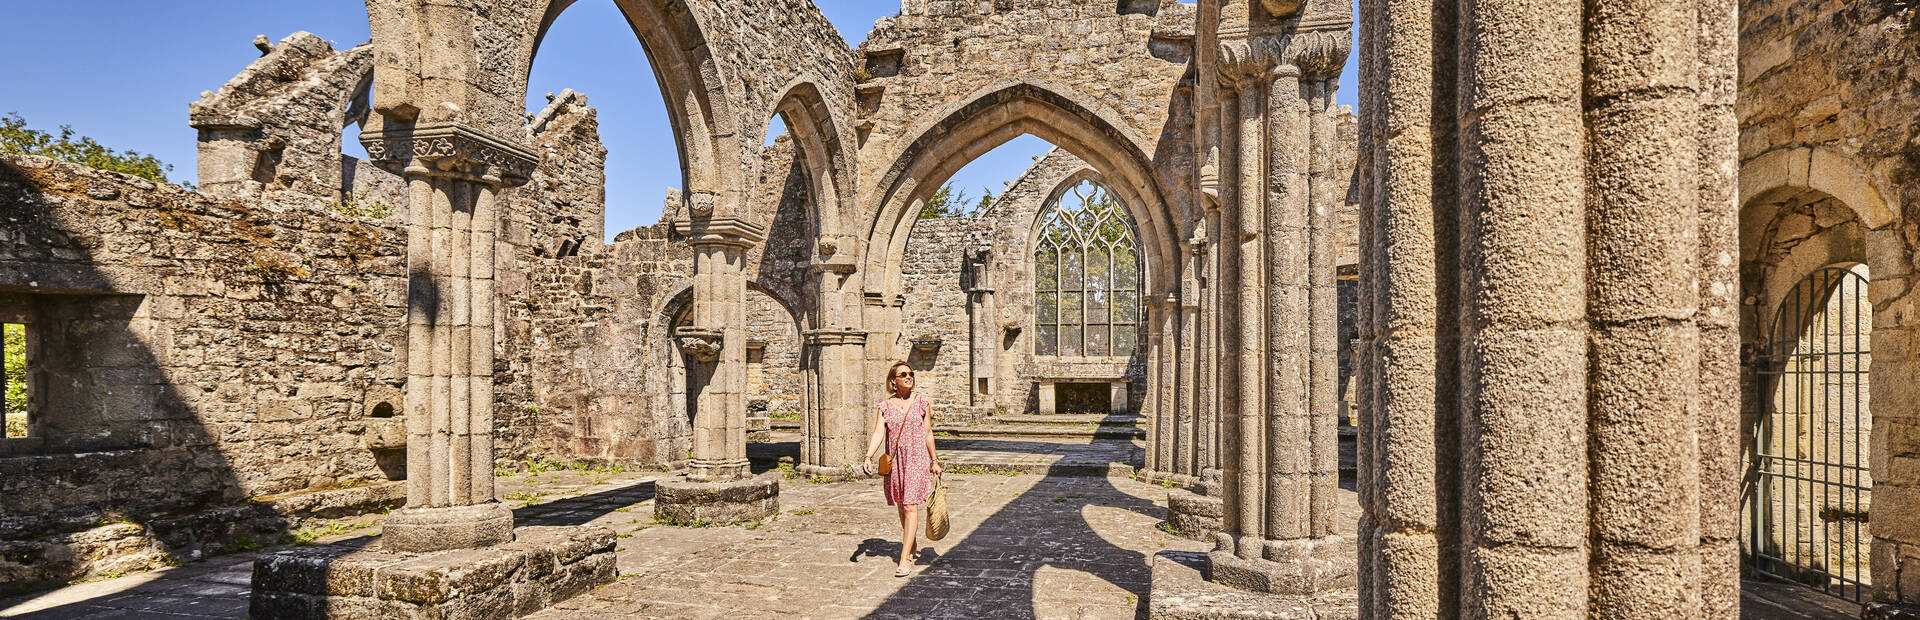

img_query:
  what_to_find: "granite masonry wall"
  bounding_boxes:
[1738,0,1920,606]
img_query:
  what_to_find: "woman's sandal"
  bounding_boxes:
[893,566,910,578]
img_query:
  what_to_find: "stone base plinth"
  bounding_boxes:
[1148,551,1356,619]
[1209,533,1356,597]
[249,525,616,620]
[1166,489,1221,541]
[653,475,778,525]
[380,502,515,553]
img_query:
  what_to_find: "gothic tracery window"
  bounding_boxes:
[1034,179,1141,357]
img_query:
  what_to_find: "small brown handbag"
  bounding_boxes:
[876,453,893,476]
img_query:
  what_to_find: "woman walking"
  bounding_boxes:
[863,361,941,577]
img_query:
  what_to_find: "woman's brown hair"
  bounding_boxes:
[884,361,914,393]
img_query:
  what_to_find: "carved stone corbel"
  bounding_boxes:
[360,123,539,188]
[675,327,724,363]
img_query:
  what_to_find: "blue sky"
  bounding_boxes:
[2,1,1356,241]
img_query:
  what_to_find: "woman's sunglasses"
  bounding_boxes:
[893,372,914,379]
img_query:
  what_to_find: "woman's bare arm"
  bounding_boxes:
[922,403,940,473]
[863,405,886,465]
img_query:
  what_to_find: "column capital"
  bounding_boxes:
[1288,18,1353,81]
[361,123,538,188]
[675,217,767,249]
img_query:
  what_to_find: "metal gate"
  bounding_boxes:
[1745,265,1872,602]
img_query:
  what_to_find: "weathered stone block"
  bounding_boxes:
[250,525,615,620]
[653,475,779,525]
[1167,488,1222,542]
[1148,551,1356,619]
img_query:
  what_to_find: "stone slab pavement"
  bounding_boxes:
[0,436,1202,620]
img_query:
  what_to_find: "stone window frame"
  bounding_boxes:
[0,296,39,453]
[1031,175,1143,359]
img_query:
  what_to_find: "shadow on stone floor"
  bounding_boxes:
[512,480,657,527]
[862,461,1164,619]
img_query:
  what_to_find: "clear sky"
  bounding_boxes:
[2,1,1357,242]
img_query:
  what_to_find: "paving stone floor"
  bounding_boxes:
[0,436,1851,620]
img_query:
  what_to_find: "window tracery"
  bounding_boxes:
[1034,179,1141,357]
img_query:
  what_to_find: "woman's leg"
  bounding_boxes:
[898,503,920,568]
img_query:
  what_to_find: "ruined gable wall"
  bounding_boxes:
[190,33,402,205]
[900,149,1153,419]
[1737,0,1920,604]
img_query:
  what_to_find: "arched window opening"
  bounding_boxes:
[527,0,679,242]
[1034,179,1140,358]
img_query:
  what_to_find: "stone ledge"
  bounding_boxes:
[1166,489,1222,542]
[653,475,779,525]
[1148,551,1356,619]
[249,525,616,620]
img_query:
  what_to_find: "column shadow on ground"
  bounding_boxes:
[857,458,1163,619]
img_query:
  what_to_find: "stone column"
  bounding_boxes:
[1354,0,1739,615]
[1203,15,1355,594]
[1178,241,1203,476]
[800,250,869,478]
[657,217,779,524]
[360,124,534,553]
[963,247,996,410]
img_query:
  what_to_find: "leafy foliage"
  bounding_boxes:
[1,113,173,183]
[4,324,24,438]
[919,183,969,219]
[919,183,1000,219]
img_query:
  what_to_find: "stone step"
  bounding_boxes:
[933,424,1146,439]
[769,417,801,430]
[986,413,1145,427]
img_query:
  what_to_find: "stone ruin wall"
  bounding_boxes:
[189,33,402,207]
[0,154,410,591]
[854,0,1191,167]
[0,32,618,588]
[520,133,813,464]
[1738,0,1920,602]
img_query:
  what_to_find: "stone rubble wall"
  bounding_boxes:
[0,153,411,589]
[189,32,403,207]
[1738,0,1920,605]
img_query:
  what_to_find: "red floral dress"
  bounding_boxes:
[880,394,934,506]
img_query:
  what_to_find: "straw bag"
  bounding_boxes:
[925,474,949,541]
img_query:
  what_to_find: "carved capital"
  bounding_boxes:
[674,217,767,249]
[674,327,724,363]
[360,123,539,188]
[1215,36,1281,88]
[910,337,943,353]
[1288,23,1353,81]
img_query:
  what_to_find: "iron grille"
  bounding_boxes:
[1744,265,1872,603]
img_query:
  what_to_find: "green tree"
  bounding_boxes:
[4,324,24,438]
[1,113,173,183]
[975,189,996,213]
[918,183,970,219]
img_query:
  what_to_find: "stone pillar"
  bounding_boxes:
[799,250,869,478]
[1037,381,1056,415]
[353,124,536,553]
[657,218,779,524]
[252,122,616,618]
[1354,0,1739,615]
[1203,17,1355,595]
[964,247,997,409]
